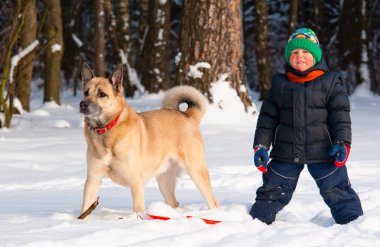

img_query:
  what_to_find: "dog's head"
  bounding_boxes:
[80,63,124,124]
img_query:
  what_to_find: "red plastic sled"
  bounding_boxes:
[146,214,221,225]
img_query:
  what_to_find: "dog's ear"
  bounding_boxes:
[81,63,95,86]
[109,64,123,93]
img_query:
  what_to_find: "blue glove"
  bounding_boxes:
[329,141,350,167]
[253,145,269,173]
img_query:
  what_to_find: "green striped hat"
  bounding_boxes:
[285,28,322,65]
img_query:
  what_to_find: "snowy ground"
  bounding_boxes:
[1,84,380,247]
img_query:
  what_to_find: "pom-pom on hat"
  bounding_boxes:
[285,28,322,65]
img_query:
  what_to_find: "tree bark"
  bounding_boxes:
[44,0,63,104]
[117,0,136,96]
[0,0,24,128]
[288,0,298,36]
[104,0,120,62]
[61,0,81,90]
[313,0,322,36]
[140,0,171,93]
[135,0,149,63]
[242,0,256,91]
[337,0,363,93]
[94,0,106,76]
[176,0,253,111]
[365,0,378,94]
[254,0,272,100]
[15,0,37,112]
[116,0,132,60]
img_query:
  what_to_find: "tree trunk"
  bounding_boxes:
[242,0,257,91]
[288,0,298,36]
[254,0,272,100]
[116,0,132,60]
[110,0,136,96]
[104,0,120,62]
[135,0,149,67]
[337,0,363,93]
[313,0,322,36]
[15,0,37,112]
[44,0,63,104]
[94,0,106,76]
[0,0,24,128]
[140,0,170,93]
[176,0,253,112]
[61,0,81,90]
[365,0,378,94]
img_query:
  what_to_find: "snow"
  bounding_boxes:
[1,84,380,246]
[71,34,83,48]
[188,62,211,79]
[51,44,62,53]
[175,52,182,65]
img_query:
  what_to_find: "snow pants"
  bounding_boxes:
[250,160,363,224]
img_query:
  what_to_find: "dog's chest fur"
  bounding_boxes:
[87,132,134,184]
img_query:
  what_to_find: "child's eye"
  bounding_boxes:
[98,91,107,97]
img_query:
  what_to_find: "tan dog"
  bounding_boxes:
[78,63,218,219]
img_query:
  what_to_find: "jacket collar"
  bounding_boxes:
[285,58,329,82]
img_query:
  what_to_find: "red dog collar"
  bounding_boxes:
[87,114,121,134]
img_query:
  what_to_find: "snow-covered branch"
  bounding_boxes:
[9,40,39,85]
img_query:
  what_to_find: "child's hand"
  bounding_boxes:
[253,145,269,172]
[329,141,350,167]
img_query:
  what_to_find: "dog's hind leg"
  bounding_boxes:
[130,180,145,212]
[183,155,219,209]
[156,162,181,208]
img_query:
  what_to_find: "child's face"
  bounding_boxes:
[289,49,315,72]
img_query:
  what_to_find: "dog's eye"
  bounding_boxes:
[84,90,89,97]
[98,91,107,98]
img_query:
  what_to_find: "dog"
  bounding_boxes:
[78,63,218,219]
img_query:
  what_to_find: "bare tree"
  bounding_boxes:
[140,0,171,93]
[105,0,137,96]
[365,0,378,93]
[135,0,149,70]
[115,0,132,62]
[288,0,298,36]
[61,0,82,91]
[44,0,63,104]
[337,0,372,93]
[0,0,23,128]
[313,0,322,35]
[0,0,38,127]
[15,0,37,112]
[176,0,253,111]
[94,0,105,76]
[254,0,272,100]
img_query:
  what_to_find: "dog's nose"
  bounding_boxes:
[80,101,88,113]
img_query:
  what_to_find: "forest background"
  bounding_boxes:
[1,0,379,128]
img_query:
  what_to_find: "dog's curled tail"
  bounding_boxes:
[162,86,208,124]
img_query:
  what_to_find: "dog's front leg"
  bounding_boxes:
[80,177,102,215]
[79,159,107,219]
[130,181,145,212]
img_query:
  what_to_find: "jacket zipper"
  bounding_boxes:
[324,124,333,146]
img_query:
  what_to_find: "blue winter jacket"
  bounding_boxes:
[253,59,351,164]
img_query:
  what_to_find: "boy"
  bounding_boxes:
[250,28,363,225]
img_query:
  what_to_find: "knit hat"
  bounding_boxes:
[285,28,322,65]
